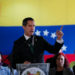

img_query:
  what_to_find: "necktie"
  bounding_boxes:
[27,36,34,54]
[30,44,34,54]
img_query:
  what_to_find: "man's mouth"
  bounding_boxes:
[30,31,34,32]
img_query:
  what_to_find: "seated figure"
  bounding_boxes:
[0,53,10,75]
[50,53,74,75]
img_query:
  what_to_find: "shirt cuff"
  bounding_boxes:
[56,39,64,44]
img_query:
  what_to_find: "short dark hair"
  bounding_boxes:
[22,17,34,26]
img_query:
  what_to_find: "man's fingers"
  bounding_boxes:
[56,26,64,40]
[56,30,64,36]
[24,61,31,64]
[60,26,63,31]
[56,26,64,35]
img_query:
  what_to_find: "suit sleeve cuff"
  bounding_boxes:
[56,39,64,44]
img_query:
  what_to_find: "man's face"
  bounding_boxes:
[56,55,65,67]
[23,20,35,36]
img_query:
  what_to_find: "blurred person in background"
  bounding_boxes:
[50,53,74,75]
[0,52,10,75]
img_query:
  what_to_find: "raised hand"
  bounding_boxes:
[56,26,64,40]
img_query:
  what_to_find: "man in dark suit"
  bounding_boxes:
[11,17,64,69]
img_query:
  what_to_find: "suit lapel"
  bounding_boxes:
[21,36,32,54]
[34,36,38,53]
[22,35,38,54]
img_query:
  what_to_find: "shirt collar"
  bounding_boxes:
[0,66,4,70]
[24,34,30,40]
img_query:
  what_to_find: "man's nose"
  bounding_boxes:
[31,26,35,30]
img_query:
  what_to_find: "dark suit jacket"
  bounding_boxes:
[46,57,55,68]
[50,68,74,75]
[73,65,75,75]
[11,35,63,68]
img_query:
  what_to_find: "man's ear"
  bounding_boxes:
[22,26,26,30]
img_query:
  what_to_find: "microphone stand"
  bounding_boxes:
[8,64,14,75]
